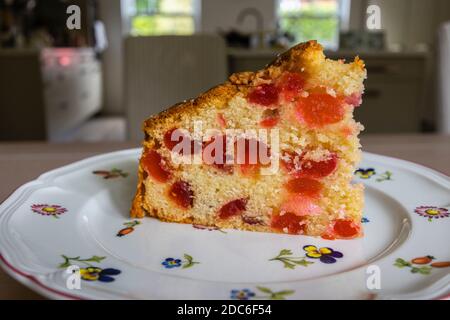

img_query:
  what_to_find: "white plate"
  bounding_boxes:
[0,150,449,300]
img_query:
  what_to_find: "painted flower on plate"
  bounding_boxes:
[162,258,182,269]
[31,204,67,218]
[161,254,199,269]
[80,267,121,282]
[230,289,256,300]
[117,220,141,237]
[303,245,343,264]
[355,168,376,179]
[414,206,449,221]
[93,168,128,179]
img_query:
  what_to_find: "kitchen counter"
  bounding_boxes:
[0,134,449,299]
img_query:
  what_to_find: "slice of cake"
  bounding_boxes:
[131,40,366,239]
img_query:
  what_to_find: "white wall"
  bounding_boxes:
[351,0,450,51]
[201,0,277,33]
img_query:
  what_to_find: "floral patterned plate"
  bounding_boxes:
[0,149,449,300]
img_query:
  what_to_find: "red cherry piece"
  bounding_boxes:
[260,109,280,128]
[142,150,171,183]
[345,93,362,107]
[300,154,338,178]
[279,72,305,101]
[217,113,227,128]
[285,178,322,198]
[164,128,199,156]
[271,212,306,235]
[219,198,248,219]
[248,83,279,107]
[296,93,345,127]
[260,117,279,128]
[168,181,194,209]
[164,128,181,151]
[333,219,360,238]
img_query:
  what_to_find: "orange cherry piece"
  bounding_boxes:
[333,219,360,238]
[168,181,194,209]
[296,93,345,127]
[300,153,338,178]
[285,177,322,198]
[142,150,171,183]
[271,211,306,235]
[219,198,248,219]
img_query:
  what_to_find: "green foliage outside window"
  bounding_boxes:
[279,0,339,47]
[131,0,194,36]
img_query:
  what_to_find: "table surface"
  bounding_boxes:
[0,134,449,300]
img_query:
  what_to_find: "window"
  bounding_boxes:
[278,0,344,49]
[126,0,196,36]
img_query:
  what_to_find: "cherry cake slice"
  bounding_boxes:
[131,41,366,239]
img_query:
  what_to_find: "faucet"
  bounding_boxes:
[236,7,265,48]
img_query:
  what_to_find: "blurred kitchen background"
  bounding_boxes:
[1,0,450,142]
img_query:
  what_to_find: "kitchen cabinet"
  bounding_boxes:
[0,48,102,141]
